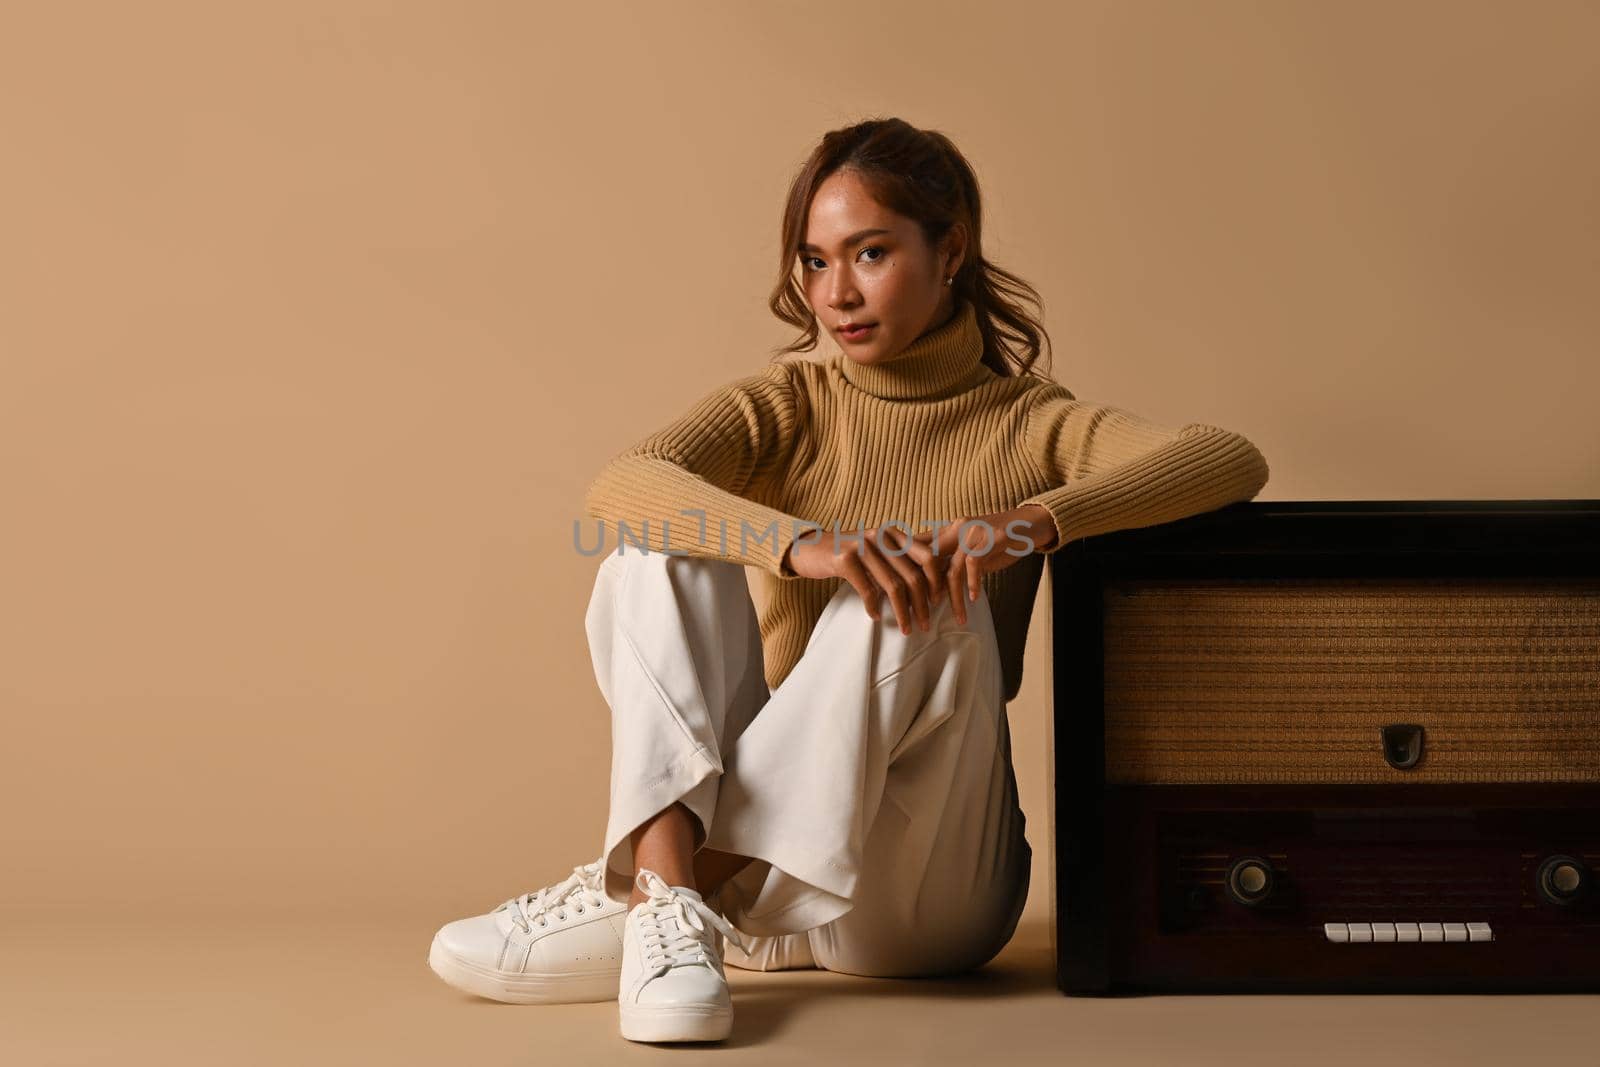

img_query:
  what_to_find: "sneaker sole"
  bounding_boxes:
[428,934,619,1004]
[619,1002,734,1043]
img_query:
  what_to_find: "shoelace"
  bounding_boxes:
[633,868,751,973]
[496,858,609,935]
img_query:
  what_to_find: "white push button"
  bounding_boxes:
[1324,922,1349,942]
[1396,923,1420,942]
[1468,922,1494,942]
[1443,922,1468,942]
[1371,922,1396,942]
[1420,923,1444,942]
[1348,922,1373,942]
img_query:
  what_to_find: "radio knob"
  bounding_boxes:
[1226,857,1275,906]
[1537,855,1590,905]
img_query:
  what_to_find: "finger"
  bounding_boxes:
[921,526,960,599]
[928,522,957,557]
[898,532,946,607]
[946,548,968,626]
[877,528,931,631]
[840,553,880,620]
[966,553,981,604]
[859,540,912,634]
[866,541,915,635]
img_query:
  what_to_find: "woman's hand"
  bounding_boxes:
[781,505,1060,630]
[784,522,949,635]
[916,505,1059,625]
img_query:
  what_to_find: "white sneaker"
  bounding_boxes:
[618,868,751,1043]
[428,858,631,1004]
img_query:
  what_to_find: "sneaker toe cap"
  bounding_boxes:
[635,965,730,1007]
[435,914,509,964]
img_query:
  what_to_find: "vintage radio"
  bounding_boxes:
[1047,500,1600,993]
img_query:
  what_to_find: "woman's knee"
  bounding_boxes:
[590,547,753,621]
[604,545,746,581]
[821,574,997,637]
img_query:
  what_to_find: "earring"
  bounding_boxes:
[945,277,953,286]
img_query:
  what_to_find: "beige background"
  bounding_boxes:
[3,1,1597,1063]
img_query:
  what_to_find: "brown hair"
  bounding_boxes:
[767,117,1053,379]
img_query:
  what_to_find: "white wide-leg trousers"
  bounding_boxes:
[583,546,1031,977]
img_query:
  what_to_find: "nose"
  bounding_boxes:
[827,267,859,313]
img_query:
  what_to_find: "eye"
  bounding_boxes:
[799,245,888,273]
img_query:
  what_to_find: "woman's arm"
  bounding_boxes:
[1015,382,1270,554]
[583,360,814,578]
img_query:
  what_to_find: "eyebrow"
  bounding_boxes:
[797,227,892,254]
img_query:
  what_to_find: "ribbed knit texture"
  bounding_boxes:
[583,296,1271,703]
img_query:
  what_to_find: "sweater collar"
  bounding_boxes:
[837,297,986,400]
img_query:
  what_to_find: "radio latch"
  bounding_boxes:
[1381,723,1426,769]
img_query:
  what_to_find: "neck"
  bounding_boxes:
[837,297,988,400]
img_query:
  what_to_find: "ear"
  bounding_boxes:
[939,222,969,280]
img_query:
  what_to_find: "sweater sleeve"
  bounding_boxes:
[582,360,815,578]
[1016,381,1270,553]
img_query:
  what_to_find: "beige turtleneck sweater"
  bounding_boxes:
[582,298,1270,703]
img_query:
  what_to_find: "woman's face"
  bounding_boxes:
[797,168,966,368]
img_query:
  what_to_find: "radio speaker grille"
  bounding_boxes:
[1102,577,1600,784]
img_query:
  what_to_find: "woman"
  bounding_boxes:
[428,117,1270,1043]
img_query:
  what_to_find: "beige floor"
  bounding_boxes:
[6,907,1596,1066]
